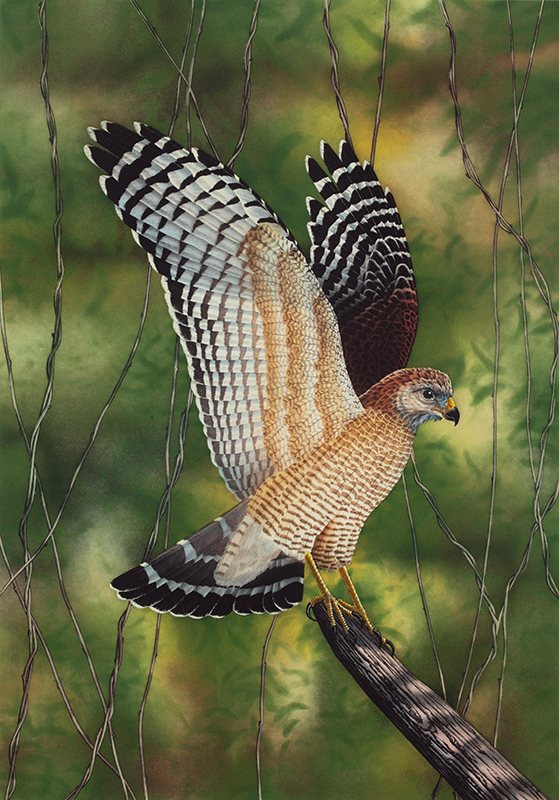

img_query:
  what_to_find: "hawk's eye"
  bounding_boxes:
[422,389,434,400]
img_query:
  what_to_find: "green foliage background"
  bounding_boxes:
[1,1,558,798]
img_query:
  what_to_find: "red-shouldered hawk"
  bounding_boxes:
[85,123,459,623]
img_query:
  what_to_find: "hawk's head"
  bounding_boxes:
[361,368,459,432]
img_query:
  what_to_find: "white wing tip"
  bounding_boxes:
[86,121,113,141]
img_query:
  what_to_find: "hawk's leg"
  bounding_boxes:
[305,552,350,633]
[337,566,374,632]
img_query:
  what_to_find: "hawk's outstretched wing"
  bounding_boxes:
[306,141,418,397]
[85,123,362,502]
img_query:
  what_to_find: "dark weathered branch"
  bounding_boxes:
[311,601,548,800]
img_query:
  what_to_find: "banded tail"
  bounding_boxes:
[111,501,304,618]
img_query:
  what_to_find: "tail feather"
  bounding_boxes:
[111,501,304,618]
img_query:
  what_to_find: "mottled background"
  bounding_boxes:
[1,1,558,798]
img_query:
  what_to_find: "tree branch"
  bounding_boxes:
[310,601,548,800]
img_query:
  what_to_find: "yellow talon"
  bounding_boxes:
[305,553,387,644]
[309,592,350,632]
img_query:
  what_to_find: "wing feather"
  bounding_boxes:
[85,122,361,499]
[306,140,418,396]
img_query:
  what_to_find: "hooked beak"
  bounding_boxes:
[443,397,460,426]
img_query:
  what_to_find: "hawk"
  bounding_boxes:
[85,122,459,626]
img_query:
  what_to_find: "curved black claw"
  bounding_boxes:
[377,634,395,656]
[307,599,395,654]
[350,612,395,654]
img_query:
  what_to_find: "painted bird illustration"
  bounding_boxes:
[85,122,459,629]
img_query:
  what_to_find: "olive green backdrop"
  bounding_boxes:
[1,1,558,798]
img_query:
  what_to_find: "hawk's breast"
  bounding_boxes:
[247,409,415,567]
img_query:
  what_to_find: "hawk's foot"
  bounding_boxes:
[308,590,350,632]
[334,597,393,651]
[307,593,393,652]
[338,565,393,650]
[305,553,393,650]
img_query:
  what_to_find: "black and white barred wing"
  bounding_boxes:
[307,141,418,397]
[85,123,362,502]
[85,122,278,499]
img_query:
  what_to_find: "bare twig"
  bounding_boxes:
[323,0,353,148]
[168,1,195,138]
[128,0,218,158]
[256,616,278,800]
[227,0,261,169]
[370,0,390,166]
[402,472,447,702]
